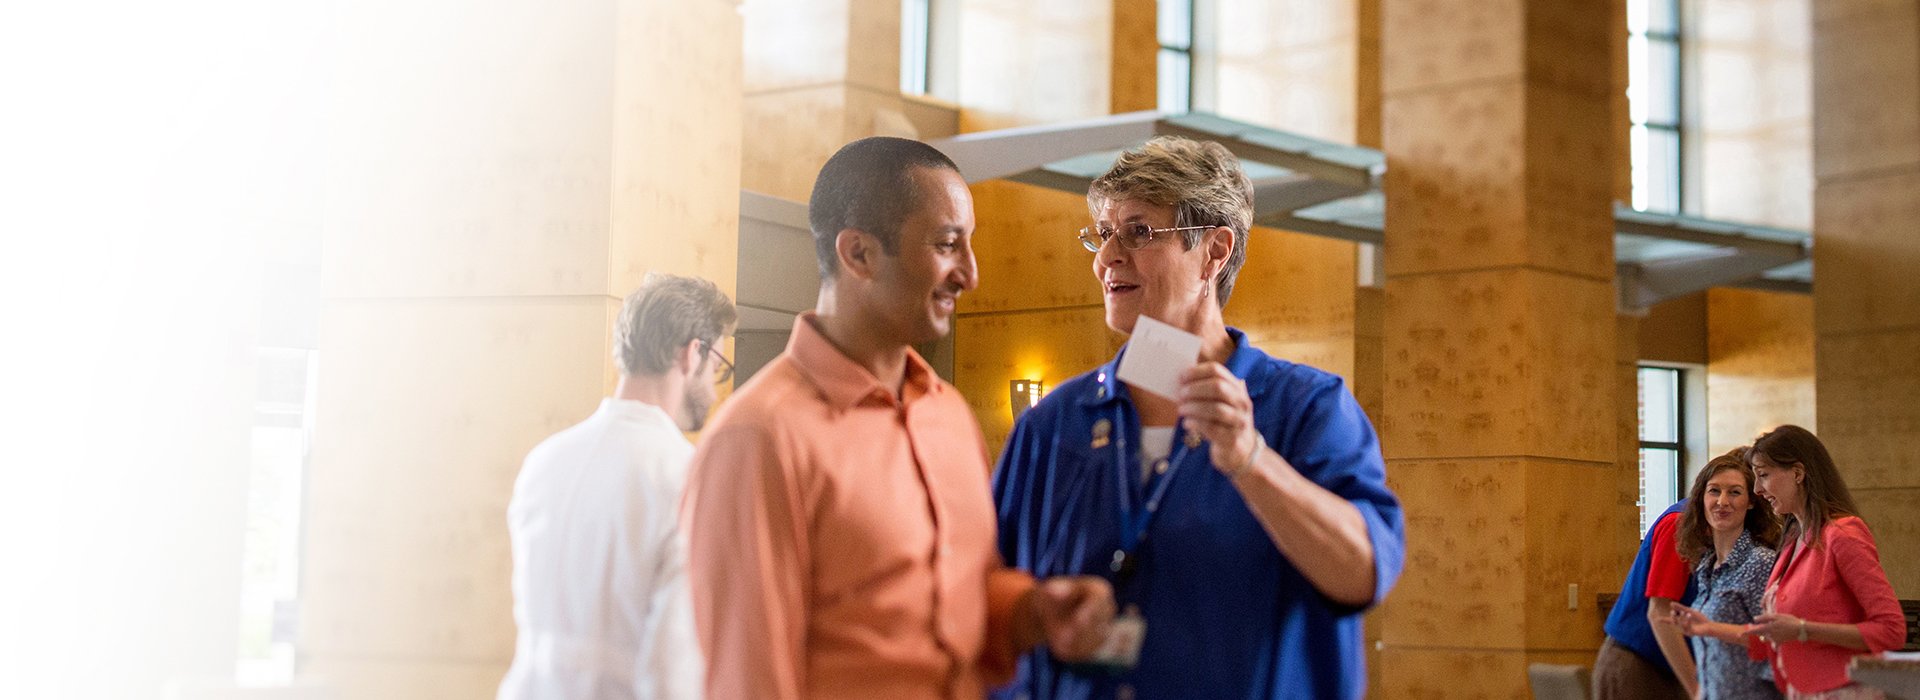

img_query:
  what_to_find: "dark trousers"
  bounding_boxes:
[1593,636,1689,700]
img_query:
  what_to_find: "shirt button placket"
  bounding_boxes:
[908,402,964,689]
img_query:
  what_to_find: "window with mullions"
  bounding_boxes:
[236,347,314,684]
[901,0,931,95]
[1158,0,1193,113]
[236,254,322,685]
[1638,366,1685,536]
[1628,0,1683,214]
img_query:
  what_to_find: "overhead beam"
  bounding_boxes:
[741,190,810,231]
[1153,119,1376,190]
[1613,206,1807,260]
[1729,278,1814,295]
[1004,169,1097,195]
[1258,215,1385,245]
[908,114,1817,297]
[1618,245,1806,310]
[1253,176,1369,217]
[929,111,1162,183]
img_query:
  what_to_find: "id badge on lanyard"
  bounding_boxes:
[1087,605,1147,670]
[1086,407,1201,672]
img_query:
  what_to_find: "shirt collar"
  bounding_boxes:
[1702,528,1758,573]
[596,397,679,430]
[785,311,940,411]
[1082,326,1262,407]
[1725,529,1756,568]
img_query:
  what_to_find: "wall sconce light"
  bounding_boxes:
[1009,379,1045,419]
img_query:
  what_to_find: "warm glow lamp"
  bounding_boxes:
[1009,379,1045,419]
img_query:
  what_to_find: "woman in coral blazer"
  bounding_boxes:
[1722,425,1906,699]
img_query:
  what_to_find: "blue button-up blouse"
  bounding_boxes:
[1690,530,1781,700]
[990,328,1405,700]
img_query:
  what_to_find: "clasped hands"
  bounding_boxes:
[1665,603,1804,644]
[1015,576,1117,662]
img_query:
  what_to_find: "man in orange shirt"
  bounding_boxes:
[683,137,1115,700]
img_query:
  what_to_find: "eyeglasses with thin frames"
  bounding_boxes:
[698,339,735,385]
[1077,222,1215,253]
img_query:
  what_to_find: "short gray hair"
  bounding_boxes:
[613,273,737,377]
[1087,136,1254,306]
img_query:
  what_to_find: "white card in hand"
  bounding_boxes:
[1115,316,1202,401]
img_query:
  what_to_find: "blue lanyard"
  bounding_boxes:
[1035,400,1203,581]
[1112,403,1198,560]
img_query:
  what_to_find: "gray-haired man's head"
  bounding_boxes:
[614,272,737,429]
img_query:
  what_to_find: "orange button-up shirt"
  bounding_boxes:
[684,313,1035,700]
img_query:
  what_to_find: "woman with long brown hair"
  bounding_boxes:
[1687,425,1906,698]
[1667,447,1782,699]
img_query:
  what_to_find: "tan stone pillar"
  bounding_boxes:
[1111,0,1158,114]
[740,0,915,201]
[303,1,741,696]
[1812,0,1920,596]
[1376,0,1623,694]
[1358,0,1383,150]
[1610,0,1647,649]
[1707,288,1816,455]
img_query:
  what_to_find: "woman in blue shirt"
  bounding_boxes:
[990,135,1406,700]
[1669,447,1783,699]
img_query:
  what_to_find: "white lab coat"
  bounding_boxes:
[498,399,703,700]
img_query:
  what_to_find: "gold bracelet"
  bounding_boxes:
[1797,619,1808,642]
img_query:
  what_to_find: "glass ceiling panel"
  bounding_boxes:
[930,112,1808,293]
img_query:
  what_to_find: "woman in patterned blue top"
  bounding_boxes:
[1668,447,1784,699]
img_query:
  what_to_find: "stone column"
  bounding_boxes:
[1707,288,1816,455]
[1111,0,1158,114]
[1611,0,1648,645]
[1376,1,1624,695]
[302,1,741,696]
[740,0,917,201]
[1811,0,1920,596]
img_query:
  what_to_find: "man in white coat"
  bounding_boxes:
[499,272,736,700]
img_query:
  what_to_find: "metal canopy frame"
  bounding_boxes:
[1613,206,1810,308]
[928,111,1812,310]
[933,112,1384,241]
